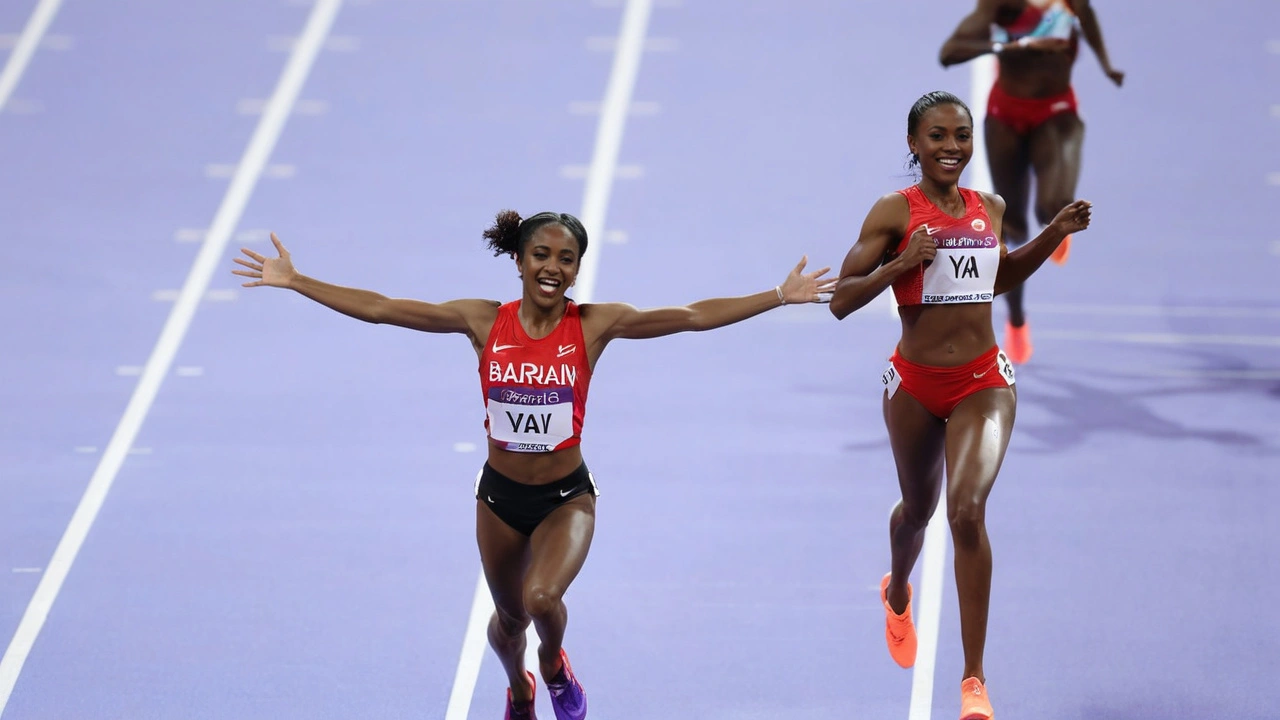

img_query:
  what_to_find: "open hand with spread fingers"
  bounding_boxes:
[233,233,298,289]
[778,255,839,304]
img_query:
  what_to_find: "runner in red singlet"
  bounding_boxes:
[233,211,834,719]
[828,91,1091,720]
[940,0,1123,364]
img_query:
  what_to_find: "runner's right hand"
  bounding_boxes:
[898,226,938,268]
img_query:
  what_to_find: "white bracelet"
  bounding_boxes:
[992,41,1004,55]
[775,285,785,305]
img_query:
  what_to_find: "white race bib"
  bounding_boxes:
[487,386,575,453]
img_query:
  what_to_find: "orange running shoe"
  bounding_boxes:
[880,573,916,668]
[960,677,994,720]
[1003,321,1033,365]
[1049,233,1072,265]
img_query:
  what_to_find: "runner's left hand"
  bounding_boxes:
[778,256,838,304]
[1049,200,1092,236]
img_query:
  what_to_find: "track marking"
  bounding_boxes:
[0,0,65,114]
[1037,330,1280,347]
[0,1,345,712]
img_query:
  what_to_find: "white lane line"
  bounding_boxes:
[0,33,71,51]
[586,35,674,52]
[1037,330,1280,347]
[453,442,477,453]
[10,570,41,575]
[568,100,660,116]
[115,366,143,377]
[1033,303,1280,319]
[176,228,274,243]
[151,289,238,302]
[0,1,344,713]
[908,497,949,720]
[443,2,653,717]
[237,97,329,115]
[175,367,204,377]
[0,0,65,114]
[206,163,296,179]
[605,230,628,244]
[559,164,643,180]
[268,34,359,52]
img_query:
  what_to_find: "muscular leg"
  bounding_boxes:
[1029,112,1085,228]
[943,386,1017,683]
[525,493,596,682]
[985,116,1032,326]
[476,501,535,703]
[882,388,947,614]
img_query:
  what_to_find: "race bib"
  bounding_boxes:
[996,351,1016,386]
[882,363,903,399]
[920,229,1000,304]
[487,386,575,453]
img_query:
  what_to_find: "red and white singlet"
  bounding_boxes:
[890,185,1001,307]
[479,301,592,453]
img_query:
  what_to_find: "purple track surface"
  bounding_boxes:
[2,1,1277,718]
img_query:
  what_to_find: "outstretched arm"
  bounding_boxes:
[994,199,1092,294]
[828,193,930,320]
[1074,0,1124,86]
[233,233,498,337]
[585,256,835,343]
[939,0,1004,66]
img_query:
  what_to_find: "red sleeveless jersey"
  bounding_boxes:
[890,185,1000,307]
[478,301,592,453]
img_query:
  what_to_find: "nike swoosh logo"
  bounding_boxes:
[492,344,520,352]
[557,344,577,357]
[559,489,571,497]
[973,369,991,379]
[924,224,939,236]
[486,496,495,503]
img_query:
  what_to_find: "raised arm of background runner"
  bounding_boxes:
[1073,0,1125,86]
[939,0,1073,66]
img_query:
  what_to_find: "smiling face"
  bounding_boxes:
[907,103,973,184]
[514,223,581,308]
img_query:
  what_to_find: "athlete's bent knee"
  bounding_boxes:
[523,585,565,620]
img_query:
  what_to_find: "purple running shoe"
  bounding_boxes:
[546,649,586,720]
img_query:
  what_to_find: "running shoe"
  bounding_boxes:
[1050,233,1072,265]
[1003,321,1033,365]
[505,671,537,720]
[546,649,586,720]
[960,677,994,720]
[881,573,917,668]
